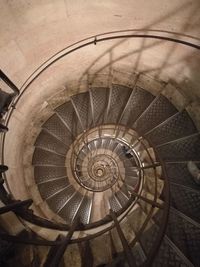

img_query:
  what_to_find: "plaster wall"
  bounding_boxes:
[0,0,200,84]
[0,0,200,239]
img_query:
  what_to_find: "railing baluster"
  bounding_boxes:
[0,123,8,133]
[0,70,19,95]
[0,165,8,173]
[110,209,137,267]
[0,199,33,215]
[49,215,80,267]
[44,235,63,267]
[0,232,61,246]
[0,183,11,203]
[109,230,117,258]
[79,240,93,267]
[130,191,163,209]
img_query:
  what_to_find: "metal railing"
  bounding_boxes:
[0,29,199,266]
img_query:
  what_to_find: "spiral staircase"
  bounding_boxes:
[0,33,200,267]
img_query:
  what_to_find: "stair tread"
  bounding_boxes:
[120,86,155,127]
[46,185,75,213]
[133,94,177,135]
[170,183,200,223]
[38,177,69,200]
[34,166,67,184]
[105,84,131,124]
[153,236,194,267]
[76,195,92,224]
[165,162,200,191]
[145,110,197,146]
[139,218,160,256]
[35,129,69,155]
[55,100,82,136]
[43,113,73,146]
[58,191,83,223]
[90,87,109,126]
[157,133,200,161]
[71,91,93,130]
[166,208,200,266]
[115,189,129,207]
[109,193,122,212]
[32,147,66,166]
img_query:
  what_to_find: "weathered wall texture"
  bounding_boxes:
[0,0,200,84]
[0,0,200,240]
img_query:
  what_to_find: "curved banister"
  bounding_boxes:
[0,29,199,266]
[1,30,200,161]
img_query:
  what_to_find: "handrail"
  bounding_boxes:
[110,209,137,267]
[0,199,32,215]
[0,29,199,266]
[10,29,200,93]
[141,137,171,267]
[1,29,200,163]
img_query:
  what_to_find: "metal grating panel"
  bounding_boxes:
[77,196,92,224]
[43,113,73,146]
[120,86,155,127]
[71,92,93,130]
[34,166,67,184]
[58,191,83,223]
[165,163,200,191]
[132,242,146,266]
[105,84,131,124]
[170,184,200,223]
[153,209,164,226]
[38,178,68,200]
[115,190,129,207]
[109,195,121,212]
[46,185,75,213]
[35,130,69,155]
[145,110,197,146]
[133,94,177,135]
[157,134,200,161]
[90,87,109,126]
[153,238,189,267]
[167,208,200,267]
[32,148,66,166]
[55,101,82,137]
[140,221,160,255]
